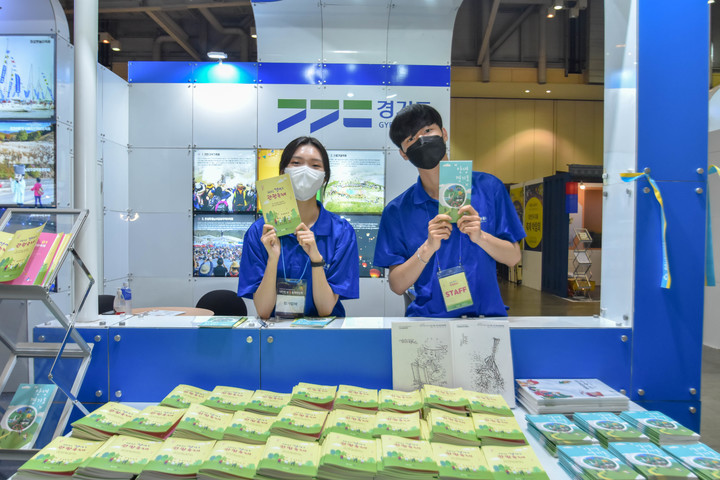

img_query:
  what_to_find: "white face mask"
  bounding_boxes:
[286,165,326,201]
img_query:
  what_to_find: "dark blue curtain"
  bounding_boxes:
[541,172,570,297]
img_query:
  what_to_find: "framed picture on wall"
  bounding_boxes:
[0,35,55,120]
[324,150,385,214]
[193,213,256,278]
[193,149,257,213]
[0,121,55,208]
[339,214,384,278]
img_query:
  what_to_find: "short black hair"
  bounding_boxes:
[389,104,443,149]
[279,136,331,188]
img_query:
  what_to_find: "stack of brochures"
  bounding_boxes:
[421,385,469,415]
[482,445,550,480]
[71,402,140,441]
[137,437,215,480]
[376,435,439,480]
[201,385,254,413]
[334,384,379,413]
[515,378,630,414]
[290,382,337,411]
[471,412,527,446]
[619,411,701,445]
[72,435,163,480]
[290,317,336,328]
[269,405,329,441]
[607,442,698,479]
[172,403,232,440]
[378,389,423,414]
[246,389,291,416]
[317,432,379,480]
[431,442,493,480]
[525,414,598,456]
[426,409,480,446]
[116,405,185,441]
[372,411,422,439]
[160,384,211,409]
[663,443,720,480]
[223,410,273,444]
[321,409,376,440]
[196,316,247,328]
[255,435,320,480]
[466,391,513,417]
[573,412,650,447]
[14,437,104,480]
[557,444,644,480]
[197,441,264,480]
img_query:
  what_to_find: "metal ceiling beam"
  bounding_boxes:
[145,9,202,61]
[477,0,501,66]
[490,5,536,56]
[64,1,252,15]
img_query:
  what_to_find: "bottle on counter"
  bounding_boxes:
[113,288,126,314]
[121,282,133,314]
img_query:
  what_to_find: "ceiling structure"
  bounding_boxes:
[58,0,599,82]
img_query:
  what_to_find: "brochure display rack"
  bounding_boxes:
[570,227,593,298]
[0,208,93,460]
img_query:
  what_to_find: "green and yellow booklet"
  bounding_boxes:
[378,435,438,479]
[322,409,377,440]
[439,160,472,223]
[141,437,216,478]
[15,436,104,479]
[197,316,247,328]
[482,445,551,480]
[472,412,527,446]
[432,442,493,480]
[373,410,421,439]
[256,435,320,480]
[173,403,233,441]
[257,174,301,237]
[378,388,423,414]
[197,440,264,480]
[71,402,141,441]
[608,441,697,480]
[223,410,274,444]
[0,383,57,449]
[427,408,480,446]
[246,389,291,416]
[334,384,379,413]
[160,384,212,409]
[318,432,379,480]
[270,405,329,441]
[73,435,163,479]
[201,385,255,413]
[422,385,470,414]
[290,382,337,410]
[117,405,186,441]
[465,391,513,417]
[557,444,643,480]
[0,224,46,282]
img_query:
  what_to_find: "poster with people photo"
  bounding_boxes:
[0,121,55,208]
[193,149,257,213]
[324,150,384,214]
[193,213,255,277]
[340,214,384,278]
[0,35,55,120]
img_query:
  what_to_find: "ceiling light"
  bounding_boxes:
[110,39,121,52]
[524,89,531,93]
[99,32,114,44]
[207,51,228,62]
[553,0,564,10]
[546,90,551,93]
[579,181,586,190]
[569,5,580,18]
[546,7,555,18]
[250,27,257,39]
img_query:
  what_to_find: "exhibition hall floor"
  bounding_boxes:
[500,280,720,452]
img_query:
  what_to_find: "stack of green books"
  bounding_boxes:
[136,437,215,480]
[378,389,423,414]
[431,442,493,480]
[14,436,104,480]
[607,442,698,479]
[73,435,163,480]
[290,382,337,411]
[269,405,329,441]
[471,412,527,446]
[246,390,292,416]
[173,403,233,441]
[557,444,643,480]
[317,432,379,480]
[0,383,58,450]
[482,445,550,480]
[574,412,650,448]
[222,410,274,444]
[201,386,255,413]
[376,435,438,480]
[117,405,185,441]
[197,440,264,480]
[426,409,480,446]
[334,385,379,413]
[372,411,421,439]
[663,443,720,480]
[421,385,469,415]
[71,402,140,441]
[525,414,598,456]
[322,409,376,440]
[619,411,701,445]
[255,435,320,480]
[465,391,513,417]
[160,384,212,409]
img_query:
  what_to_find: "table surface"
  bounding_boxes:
[130,306,214,316]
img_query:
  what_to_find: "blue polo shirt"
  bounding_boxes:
[374,172,525,318]
[237,202,359,317]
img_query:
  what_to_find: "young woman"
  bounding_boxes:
[237,137,359,319]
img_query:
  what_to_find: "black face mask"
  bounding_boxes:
[404,135,446,170]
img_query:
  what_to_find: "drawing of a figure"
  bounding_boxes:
[474,337,504,393]
[410,337,448,388]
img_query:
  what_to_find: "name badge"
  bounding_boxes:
[276,280,306,318]
[437,266,473,312]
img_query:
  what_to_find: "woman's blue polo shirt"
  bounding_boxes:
[374,172,526,318]
[237,201,359,317]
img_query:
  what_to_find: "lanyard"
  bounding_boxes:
[280,237,309,284]
[423,202,462,272]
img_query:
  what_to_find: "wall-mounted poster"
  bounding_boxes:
[193,213,255,277]
[193,149,256,213]
[324,150,384,214]
[0,121,55,208]
[524,182,543,252]
[257,148,283,182]
[340,214,384,278]
[0,36,55,120]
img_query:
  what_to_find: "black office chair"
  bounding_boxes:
[195,289,248,316]
[98,294,115,315]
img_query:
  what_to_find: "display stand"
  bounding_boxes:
[0,208,93,460]
[570,227,593,298]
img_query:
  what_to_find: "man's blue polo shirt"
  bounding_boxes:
[374,172,526,318]
[237,201,360,317]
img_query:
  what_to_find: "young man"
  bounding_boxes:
[374,104,525,318]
